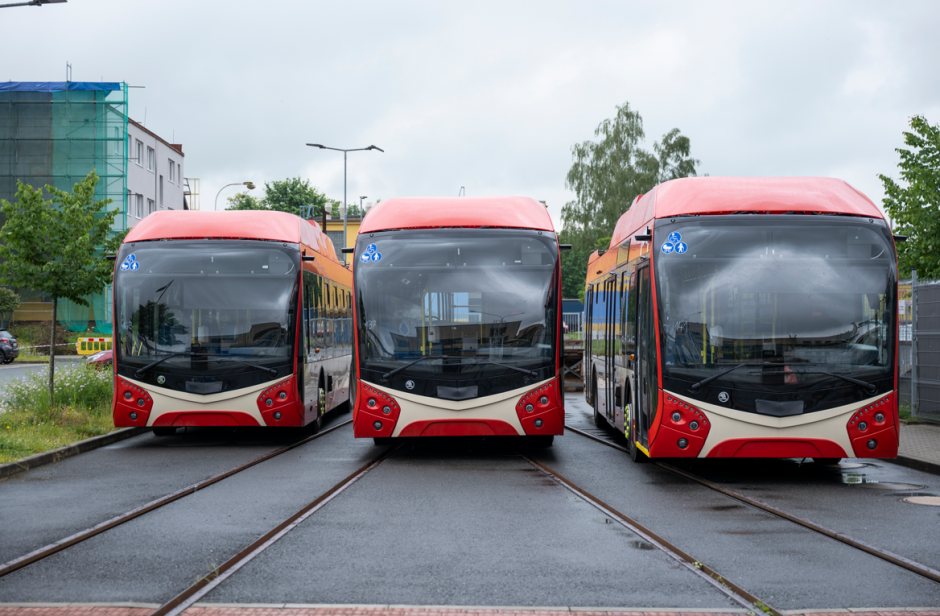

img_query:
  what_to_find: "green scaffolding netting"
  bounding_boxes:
[56,297,91,332]
[55,289,113,334]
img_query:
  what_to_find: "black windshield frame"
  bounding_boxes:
[653,215,897,415]
[114,240,299,393]
[354,228,559,398]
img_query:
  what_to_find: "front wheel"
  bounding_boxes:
[629,426,648,464]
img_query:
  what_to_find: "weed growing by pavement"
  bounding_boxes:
[0,363,114,464]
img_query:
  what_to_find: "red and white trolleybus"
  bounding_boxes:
[585,177,902,462]
[112,211,352,434]
[348,196,565,445]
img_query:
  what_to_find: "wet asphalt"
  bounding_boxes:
[0,395,938,609]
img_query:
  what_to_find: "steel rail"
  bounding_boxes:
[0,419,352,579]
[519,452,782,616]
[564,424,940,585]
[152,443,401,616]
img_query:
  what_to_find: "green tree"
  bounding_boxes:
[0,287,20,327]
[226,191,265,211]
[559,101,700,299]
[0,172,122,398]
[879,115,940,278]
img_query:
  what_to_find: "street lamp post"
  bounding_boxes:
[306,143,383,263]
[359,195,367,217]
[214,181,255,210]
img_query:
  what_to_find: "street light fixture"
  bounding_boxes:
[306,143,384,263]
[0,0,66,7]
[214,181,255,210]
[359,195,367,215]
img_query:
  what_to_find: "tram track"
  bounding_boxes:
[151,442,400,616]
[0,418,353,580]
[519,451,783,616]
[564,423,940,587]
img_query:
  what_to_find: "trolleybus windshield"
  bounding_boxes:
[654,216,896,414]
[355,229,557,398]
[114,241,299,392]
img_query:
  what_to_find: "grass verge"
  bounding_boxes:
[0,363,114,465]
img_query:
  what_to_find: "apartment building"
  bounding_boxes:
[126,119,185,227]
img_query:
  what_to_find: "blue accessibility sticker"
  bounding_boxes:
[668,232,682,244]
[661,242,674,254]
[675,242,688,254]
[367,243,377,254]
[120,253,138,271]
[360,253,371,263]
[371,252,382,262]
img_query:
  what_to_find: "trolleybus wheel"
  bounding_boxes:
[592,375,603,429]
[373,437,393,446]
[153,427,177,437]
[628,426,647,464]
[813,458,842,465]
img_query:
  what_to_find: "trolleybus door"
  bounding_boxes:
[605,276,616,422]
[634,264,653,448]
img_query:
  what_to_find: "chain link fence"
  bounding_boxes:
[905,272,940,424]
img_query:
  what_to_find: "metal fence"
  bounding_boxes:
[906,272,940,424]
[563,312,583,341]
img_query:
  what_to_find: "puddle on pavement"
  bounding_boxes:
[903,496,940,506]
[629,540,655,550]
[842,474,927,490]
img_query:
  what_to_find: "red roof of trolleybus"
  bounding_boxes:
[122,210,339,261]
[358,196,555,234]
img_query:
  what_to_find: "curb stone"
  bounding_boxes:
[0,427,148,480]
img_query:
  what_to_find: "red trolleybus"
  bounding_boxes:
[112,211,352,435]
[585,177,901,462]
[348,196,564,445]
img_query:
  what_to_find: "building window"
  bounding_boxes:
[177,163,181,184]
[159,175,164,206]
[135,140,143,166]
[168,159,175,183]
[147,147,154,171]
[126,189,131,214]
[136,194,143,218]
[147,198,155,215]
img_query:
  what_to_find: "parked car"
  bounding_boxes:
[86,349,112,369]
[0,330,19,364]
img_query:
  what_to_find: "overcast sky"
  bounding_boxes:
[4,0,939,228]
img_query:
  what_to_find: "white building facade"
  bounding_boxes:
[126,119,185,228]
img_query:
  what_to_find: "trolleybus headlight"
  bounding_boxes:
[265,398,273,407]
[875,413,884,422]
[689,421,699,431]
[867,439,877,450]
[858,421,868,431]
[130,412,137,420]
[373,421,382,430]
[368,399,377,408]
[137,398,145,407]
[525,404,534,412]
[540,396,548,405]
[274,411,282,420]
[278,391,287,400]
[382,405,391,414]
[124,391,132,400]
[534,419,543,428]
[678,438,688,449]
[671,412,681,422]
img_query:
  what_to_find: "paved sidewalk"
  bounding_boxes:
[897,421,940,474]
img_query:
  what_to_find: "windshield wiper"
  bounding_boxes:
[135,351,194,377]
[467,358,539,378]
[688,362,774,392]
[135,351,278,377]
[381,355,450,382]
[762,367,877,394]
[205,355,278,375]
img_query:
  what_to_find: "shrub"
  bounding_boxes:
[8,323,79,355]
[2,363,112,420]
